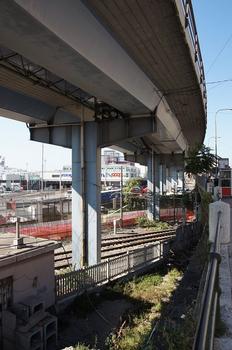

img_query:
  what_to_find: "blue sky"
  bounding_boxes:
[193,0,232,156]
[0,116,71,171]
[1,1,232,170]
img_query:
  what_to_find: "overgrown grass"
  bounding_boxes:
[152,226,211,349]
[153,303,197,350]
[136,216,171,230]
[73,345,93,350]
[106,268,182,350]
[199,190,213,225]
[66,344,98,350]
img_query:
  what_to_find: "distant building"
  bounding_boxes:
[0,151,142,191]
[101,149,140,187]
[218,158,230,170]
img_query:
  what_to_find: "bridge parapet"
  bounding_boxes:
[175,0,207,116]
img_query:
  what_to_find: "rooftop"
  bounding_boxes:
[0,233,60,267]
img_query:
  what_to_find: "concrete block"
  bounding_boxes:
[17,311,48,333]
[39,315,57,350]
[209,201,230,244]
[31,344,43,350]
[11,303,30,322]
[45,333,57,350]
[213,186,222,201]
[2,310,16,339]
[21,296,45,318]
[3,337,43,350]
[3,337,16,350]
[16,325,43,350]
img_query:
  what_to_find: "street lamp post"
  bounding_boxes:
[214,108,232,177]
[207,136,221,150]
[41,143,45,191]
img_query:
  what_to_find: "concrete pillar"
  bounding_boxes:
[209,201,230,244]
[154,154,160,220]
[159,163,163,195]
[147,152,160,221]
[161,162,166,195]
[85,122,101,266]
[72,122,101,269]
[170,165,177,191]
[72,125,84,268]
[166,166,171,194]
[147,152,154,221]
[36,201,43,222]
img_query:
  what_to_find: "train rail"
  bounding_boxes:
[54,229,176,270]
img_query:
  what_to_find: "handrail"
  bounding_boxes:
[55,239,168,300]
[193,211,222,350]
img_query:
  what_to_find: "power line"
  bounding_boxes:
[206,78,232,85]
[206,33,232,75]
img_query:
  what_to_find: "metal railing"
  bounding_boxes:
[193,211,222,350]
[55,241,165,300]
[176,0,207,115]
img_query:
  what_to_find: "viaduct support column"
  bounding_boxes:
[162,162,166,194]
[147,152,160,221]
[85,122,101,266]
[147,152,154,221]
[154,154,160,221]
[72,126,83,269]
[160,158,166,195]
[72,122,101,269]
[166,165,171,194]
[170,165,177,191]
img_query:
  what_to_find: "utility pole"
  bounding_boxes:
[26,162,29,191]
[59,170,62,194]
[120,166,123,227]
[214,108,232,179]
[173,185,176,224]
[41,144,44,191]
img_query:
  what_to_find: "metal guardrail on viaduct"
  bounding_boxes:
[177,0,207,114]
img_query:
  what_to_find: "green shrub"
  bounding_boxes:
[136,217,171,230]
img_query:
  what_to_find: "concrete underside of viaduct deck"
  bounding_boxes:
[0,0,206,268]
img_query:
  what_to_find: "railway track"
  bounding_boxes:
[55,229,176,270]
[101,229,175,246]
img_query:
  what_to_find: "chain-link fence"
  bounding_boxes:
[0,189,195,240]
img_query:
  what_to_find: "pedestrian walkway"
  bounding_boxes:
[214,198,232,349]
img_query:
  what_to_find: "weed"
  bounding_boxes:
[155,306,196,350]
[136,216,171,230]
[70,344,93,350]
[105,268,182,350]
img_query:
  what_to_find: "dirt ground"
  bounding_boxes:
[57,227,205,350]
[58,294,133,349]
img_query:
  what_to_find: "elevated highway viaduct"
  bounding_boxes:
[0,0,206,267]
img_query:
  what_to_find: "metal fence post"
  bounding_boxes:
[159,241,162,258]
[127,251,130,272]
[144,245,147,264]
[106,258,110,282]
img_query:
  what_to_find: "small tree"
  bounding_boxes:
[185,144,216,176]
[124,177,145,210]
[124,177,143,193]
[185,144,216,220]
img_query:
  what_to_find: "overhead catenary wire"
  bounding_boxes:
[206,32,232,75]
